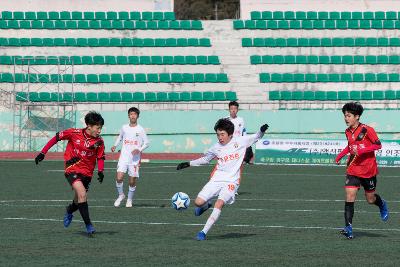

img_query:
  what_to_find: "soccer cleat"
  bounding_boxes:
[63,212,73,228]
[194,202,212,216]
[125,199,133,208]
[196,231,206,241]
[114,193,125,207]
[86,224,96,236]
[379,199,389,222]
[340,225,353,239]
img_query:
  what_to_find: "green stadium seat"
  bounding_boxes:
[250,55,262,64]
[158,73,170,83]
[121,92,133,102]
[155,92,168,102]
[292,91,303,100]
[377,55,389,64]
[280,91,292,101]
[225,91,237,101]
[170,73,183,83]
[190,92,202,101]
[139,56,151,65]
[295,11,306,20]
[317,73,329,82]
[87,74,99,83]
[372,90,384,100]
[1,11,12,20]
[147,73,159,83]
[261,11,272,20]
[182,73,194,83]
[377,73,388,82]
[315,91,327,101]
[273,55,284,64]
[86,92,98,102]
[37,74,49,83]
[271,73,283,83]
[193,73,204,83]
[213,91,226,101]
[145,92,157,102]
[161,56,173,65]
[98,92,111,102]
[285,55,296,64]
[12,11,24,20]
[121,73,133,83]
[259,73,270,83]
[98,74,110,83]
[389,73,400,82]
[74,92,86,102]
[268,90,280,101]
[115,56,127,65]
[74,74,86,83]
[180,92,190,101]
[111,74,123,83]
[342,55,353,64]
[364,73,377,82]
[142,12,153,20]
[253,38,264,47]
[289,20,301,29]
[337,91,349,100]
[29,92,40,102]
[267,20,277,29]
[349,91,361,100]
[134,73,146,83]
[242,38,252,47]
[129,11,141,20]
[16,92,28,102]
[305,73,317,83]
[361,90,373,100]
[184,56,196,65]
[303,91,315,101]
[352,73,364,82]
[203,91,215,101]
[168,92,180,102]
[164,11,175,20]
[250,11,261,20]
[199,38,211,47]
[384,90,396,100]
[293,73,305,82]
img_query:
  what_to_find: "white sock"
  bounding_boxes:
[202,208,221,234]
[116,181,124,195]
[128,186,136,200]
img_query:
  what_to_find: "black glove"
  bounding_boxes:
[177,162,190,170]
[260,124,269,133]
[97,172,104,183]
[35,152,45,165]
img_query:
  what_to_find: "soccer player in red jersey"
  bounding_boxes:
[34,111,105,236]
[335,102,389,239]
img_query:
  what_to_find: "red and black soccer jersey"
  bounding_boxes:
[57,128,105,177]
[345,123,381,178]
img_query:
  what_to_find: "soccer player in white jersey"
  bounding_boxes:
[111,107,149,208]
[227,101,253,164]
[176,118,268,240]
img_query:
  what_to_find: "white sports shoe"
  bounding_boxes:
[125,199,133,208]
[114,194,125,207]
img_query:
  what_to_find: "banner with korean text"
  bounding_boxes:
[255,138,400,166]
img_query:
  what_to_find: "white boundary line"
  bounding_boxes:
[3,217,400,232]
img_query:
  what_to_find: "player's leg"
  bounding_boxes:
[71,179,95,235]
[194,182,216,216]
[243,146,254,164]
[126,176,137,208]
[63,192,78,228]
[341,175,360,239]
[197,182,237,240]
[362,177,389,221]
[114,164,126,207]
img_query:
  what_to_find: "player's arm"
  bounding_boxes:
[357,128,382,155]
[96,141,105,183]
[242,123,269,147]
[177,150,215,170]
[35,132,63,164]
[335,146,350,164]
[111,128,123,152]
[139,129,150,152]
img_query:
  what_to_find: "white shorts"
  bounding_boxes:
[117,162,140,177]
[197,181,238,205]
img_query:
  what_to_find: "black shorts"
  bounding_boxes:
[345,175,377,193]
[65,173,91,191]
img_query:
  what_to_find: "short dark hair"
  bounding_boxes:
[228,101,239,108]
[214,118,234,136]
[128,107,140,116]
[85,111,104,126]
[342,102,364,116]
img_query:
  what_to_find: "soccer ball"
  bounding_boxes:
[171,192,190,210]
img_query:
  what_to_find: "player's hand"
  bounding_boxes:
[132,149,141,155]
[260,124,269,133]
[35,152,45,165]
[97,172,104,183]
[111,146,116,152]
[177,162,190,170]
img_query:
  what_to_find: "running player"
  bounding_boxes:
[34,111,105,236]
[335,102,389,239]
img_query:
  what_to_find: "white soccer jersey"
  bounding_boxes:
[227,116,246,137]
[114,124,149,164]
[190,131,264,183]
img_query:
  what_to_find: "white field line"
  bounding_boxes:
[2,198,400,203]
[2,217,400,233]
[1,203,399,214]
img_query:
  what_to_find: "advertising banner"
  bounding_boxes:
[255,138,400,166]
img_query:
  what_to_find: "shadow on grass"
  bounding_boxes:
[353,231,386,238]
[76,231,119,237]
[214,232,257,239]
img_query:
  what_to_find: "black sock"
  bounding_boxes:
[77,202,92,225]
[374,194,383,208]
[66,201,79,214]
[344,202,354,226]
